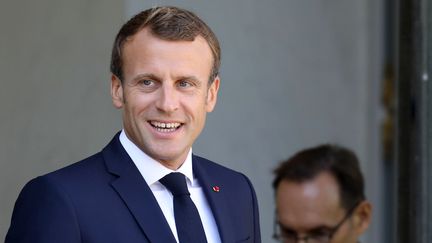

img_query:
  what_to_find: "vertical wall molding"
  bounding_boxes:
[396,0,432,242]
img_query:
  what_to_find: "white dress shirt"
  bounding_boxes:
[119,130,221,243]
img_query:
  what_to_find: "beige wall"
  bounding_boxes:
[1,1,384,242]
[0,0,124,239]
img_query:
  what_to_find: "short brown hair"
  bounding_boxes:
[273,144,366,211]
[110,6,221,83]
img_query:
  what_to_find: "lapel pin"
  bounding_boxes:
[212,186,220,192]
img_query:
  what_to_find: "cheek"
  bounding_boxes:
[332,223,357,242]
[126,93,154,110]
[182,95,207,113]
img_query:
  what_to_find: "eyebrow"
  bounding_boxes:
[178,75,200,82]
[279,223,333,234]
[131,73,202,84]
[131,73,161,82]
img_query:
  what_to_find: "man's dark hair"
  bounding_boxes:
[273,144,365,211]
[110,6,221,84]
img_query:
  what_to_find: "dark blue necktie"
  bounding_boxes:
[159,172,208,243]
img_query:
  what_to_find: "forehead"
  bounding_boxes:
[276,172,346,230]
[122,28,212,67]
[119,28,214,82]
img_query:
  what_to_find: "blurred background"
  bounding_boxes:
[3,0,429,242]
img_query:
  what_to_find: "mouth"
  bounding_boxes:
[148,121,183,133]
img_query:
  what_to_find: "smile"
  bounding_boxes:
[149,121,182,133]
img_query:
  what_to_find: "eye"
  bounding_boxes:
[308,229,332,240]
[140,79,154,86]
[178,80,192,88]
[280,228,297,239]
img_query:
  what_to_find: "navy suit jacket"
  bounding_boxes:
[6,133,261,243]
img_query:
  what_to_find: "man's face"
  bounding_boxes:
[275,172,371,243]
[111,28,219,169]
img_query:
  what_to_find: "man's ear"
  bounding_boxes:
[352,200,372,235]
[111,74,124,109]
[206,76,220,112]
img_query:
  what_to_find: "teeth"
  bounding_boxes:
[150,121,181,130]
[156,127,176,133]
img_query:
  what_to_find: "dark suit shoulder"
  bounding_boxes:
[192,154,247,177]
[6,133,155,243]
[6,171,82,242]
[44,132,123,183]
[37,150,120,206]
[44,151,106,181]
[192,155,261,243]
[192,154,255,196]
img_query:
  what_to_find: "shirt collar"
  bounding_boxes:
[119,130,195,186]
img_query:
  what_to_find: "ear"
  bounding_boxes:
[111,74,124,109]
[205,76,220,112]
[352,200,372,235]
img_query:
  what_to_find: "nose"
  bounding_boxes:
[295,236,308,243]
[155,84,179,113]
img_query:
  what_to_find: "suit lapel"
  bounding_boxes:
[103,134,177,243]
[193,155,236,243]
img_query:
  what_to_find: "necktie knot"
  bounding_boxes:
[159,172,190,196]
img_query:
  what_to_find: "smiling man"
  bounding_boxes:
[272,145,372,243]
[6,6,261,243]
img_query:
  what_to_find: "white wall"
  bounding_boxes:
[1,0,384,242]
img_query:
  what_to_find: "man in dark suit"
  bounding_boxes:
[272,145,371,243]
[6,6,261,243]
